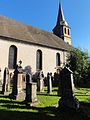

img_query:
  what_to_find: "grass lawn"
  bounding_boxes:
[0,87,90,120]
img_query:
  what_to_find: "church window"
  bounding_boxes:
[68,29,70,35]
[67,42,69,44]
[8,45,17,69]
[65,28,66,34]
[56,53,60,66]
[36,50,42,70]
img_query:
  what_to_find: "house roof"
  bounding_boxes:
[0,15,71,51]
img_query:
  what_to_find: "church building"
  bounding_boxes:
[0,1,71,80]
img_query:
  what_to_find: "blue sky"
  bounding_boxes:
[0,0,90,54]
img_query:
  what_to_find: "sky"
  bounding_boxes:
[0,0,90,54]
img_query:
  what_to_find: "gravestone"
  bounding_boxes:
[0,68,2,92]
[25,73,38,105]
[56,67,62,96]
[22,73,26,90]
[54,67,61,87]
[0,68,2,84]
[47,73,52,95]
[25,73,31,102]
[2,67,10,94]
[26,73,32,83]
[58,67,79,109]
[37,71,44,92]
[9,65,25,100]
[57,74,62,96]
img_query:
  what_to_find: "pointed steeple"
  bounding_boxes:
[53,0,71,45]
[57,0,68,26]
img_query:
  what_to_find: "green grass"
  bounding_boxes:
[0,87,90,120]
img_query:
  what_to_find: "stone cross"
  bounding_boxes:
[47,73,52,95]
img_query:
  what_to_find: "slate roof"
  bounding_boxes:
[0,15,71,51]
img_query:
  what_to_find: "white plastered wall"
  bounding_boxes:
[0,38,66,80]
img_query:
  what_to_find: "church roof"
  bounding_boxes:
[0,15,71,51]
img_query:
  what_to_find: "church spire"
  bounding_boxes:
[53,0,71,45]
[57,0,68,26]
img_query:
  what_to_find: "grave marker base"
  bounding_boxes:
[58,95,79,110]
[9,91,25,100]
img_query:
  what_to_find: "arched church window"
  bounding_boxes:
[65,28,66,34]
[36,50,42,70]
[68,29,70,35]
[56,53,60,66]
[8,45,17,69]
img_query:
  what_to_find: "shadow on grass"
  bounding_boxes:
[0,98,90,120]
[0,99,24,105]
[75,94,90,96]
[43,87,58,92]
[52,88,58,92]
[37,93,58,97]
[0,106,89,120]
[0,94,9,99]
[80,102,90,108]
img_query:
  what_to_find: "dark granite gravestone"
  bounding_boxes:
[25,73,38,105]
[37,71,44,92]
[2,67,10,94]
[53,67,62,87]
[25,73,31,102]
[57,74,62,96]
[47,73,52,95]
[9,65,25,100]
[58,67,79,109]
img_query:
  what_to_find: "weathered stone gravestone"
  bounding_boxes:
[9,65,25,100]
[58,67,79,109]
[47,73,52,95]
[2,67,10,94]
[0,68,2,93]
[37,71,44,92]
[0,68,2,92]
[25,73,38,105]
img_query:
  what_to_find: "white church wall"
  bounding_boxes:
[0,38,66,80]
[0,39,10,79]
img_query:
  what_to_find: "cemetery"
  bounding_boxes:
[0,0,90,120]
[0,62,90,120]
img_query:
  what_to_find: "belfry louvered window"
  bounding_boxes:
[8,45,17,69]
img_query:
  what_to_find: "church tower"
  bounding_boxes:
[53,0,71,45]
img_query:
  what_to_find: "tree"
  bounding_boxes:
[66,47,90,87]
